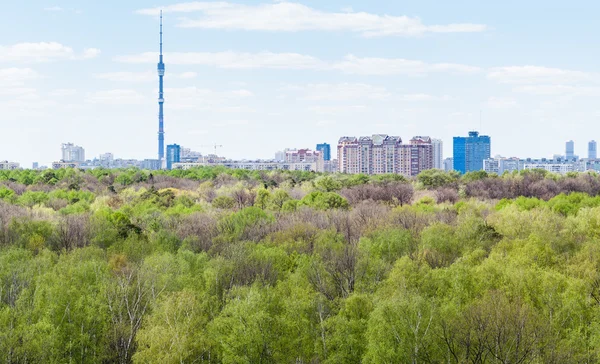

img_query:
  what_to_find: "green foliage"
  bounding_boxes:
[1,168,600,362]
[417,169,460,189]
[301,191,349,210]
[212,195,235,209]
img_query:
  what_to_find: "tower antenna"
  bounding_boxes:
[157,10,166,165]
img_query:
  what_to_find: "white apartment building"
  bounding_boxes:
[0,161,20,170]
[61,143,85,162]
[432,139,443,169]
[173,160,323,172]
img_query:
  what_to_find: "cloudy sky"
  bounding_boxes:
[3,0,600,166]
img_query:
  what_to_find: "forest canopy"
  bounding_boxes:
[1,167,600,363]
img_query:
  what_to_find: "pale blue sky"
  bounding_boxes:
[3,1,600,166]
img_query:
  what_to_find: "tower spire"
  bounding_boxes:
[157,10,165,164]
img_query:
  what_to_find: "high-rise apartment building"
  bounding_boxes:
[589,140,597,159]
[338,135,402,175]
[431,139,443,169]
[337,135,432,176]
[166,144,181,170]
[338,137,360,174]
[61,143,85,162]
[316,143,331,161]
[400,136,434,176]
[566,140,575,159]
[453,131,491,174]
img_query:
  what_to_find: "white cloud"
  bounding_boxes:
[115,51,478,76]
[334,55,481,75]
[486,96,518,108]
[94,71,199,82]
[283,83,391,101]
[136,2,486,37]
[44,6,63,11]
[309,105,368,115]
[514,85,600,97]
[115,51,324,69]
[0,68,40,86]
[82,48,101,59]
[86,90,146,105]
[49,89,77,97]
[487,66,592,85]
[398,94,452,102]
[94,72,155,82]
[0,42,100,63]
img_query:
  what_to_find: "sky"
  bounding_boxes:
[3,0,600,166]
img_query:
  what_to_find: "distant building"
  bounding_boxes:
[174,160,323,172]
[484,157,521,174]
[453,131,491,174]
[166,144,181,170]
[285,149,323,163]
[180,147,202,163]
[337,135,432,176]
[316,143,331,161]
[399,136,434,177]
[52,161,80,169]
[566,140,575,159]
[324,160,338,173]
[32,162,39,170]
[431,139,443,169]
[61,143,85,162]
[274,150,285,162]
[0,161,20,170]
[444,158,454,172]
[338,135,402,175]
[141,159,162,170]
[99,153,114,162]
[338,137,360,174]
[589,141,597,160]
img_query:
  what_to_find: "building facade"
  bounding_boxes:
[483,157,522,174]
[431,139,443,169]
[589,141,597,160]
[338,135,402,175]
[337,135,432,176]
[52,161,80,169]
[399,136,434,176]
[566,140,575,159]
[453,131,491,174]
[0,161,20,170]
[338,137,361,174]
[61,143,85,162]
[285,149,323,163]
[173,161,323,172]
[166,144,181,170]
[444,158,454,172]
[316,143,331,161]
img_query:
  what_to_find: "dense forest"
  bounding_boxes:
[2,167,600,363]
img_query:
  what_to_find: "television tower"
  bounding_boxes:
[157,11,165,163]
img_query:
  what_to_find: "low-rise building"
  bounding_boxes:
[483,157,522,174]
[52,161,80,169]
[0,161,20,170]
[173,160,323,172]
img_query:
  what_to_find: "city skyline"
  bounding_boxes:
[4,1,600,166]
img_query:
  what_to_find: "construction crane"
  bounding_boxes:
[199,144,224,155]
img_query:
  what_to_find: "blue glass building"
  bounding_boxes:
[316,143,331,161]
[166,144,181,170]
[453,131,491,174]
